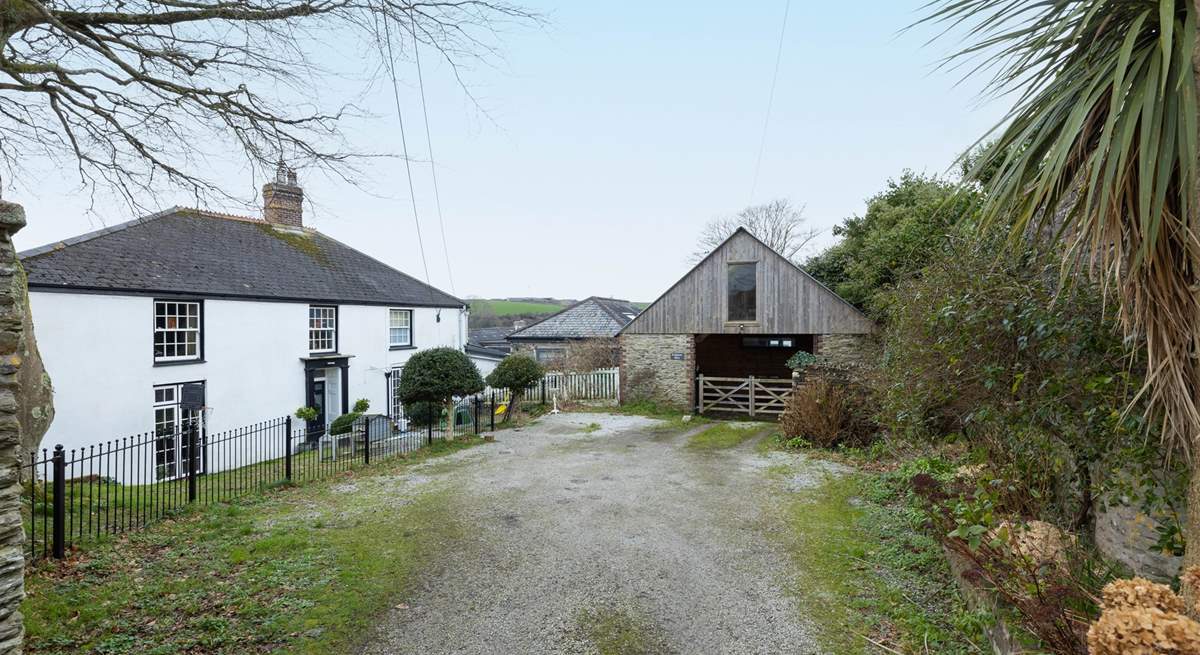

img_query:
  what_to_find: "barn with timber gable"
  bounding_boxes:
[619,227,874,414]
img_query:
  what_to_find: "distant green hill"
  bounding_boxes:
[469,299,565,317]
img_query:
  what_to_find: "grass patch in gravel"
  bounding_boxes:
[576,605,672,655]
[23,437,483,655]
[781,469,988,654]
[685,422,762,451]
[604,401,707,432]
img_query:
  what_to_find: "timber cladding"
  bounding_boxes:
[621,229,873,336]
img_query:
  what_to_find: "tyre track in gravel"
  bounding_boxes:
[358,412,827,655]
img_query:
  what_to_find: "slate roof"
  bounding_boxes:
[20,207,464,308]
[468,326,514,344]
[507,297,640,340]
[465,342,508,360]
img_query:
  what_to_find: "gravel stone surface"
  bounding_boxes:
[358,412,834,655]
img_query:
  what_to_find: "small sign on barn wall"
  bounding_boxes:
[670,353,685,361]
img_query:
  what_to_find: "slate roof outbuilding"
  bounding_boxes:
[20,207,464,308]
[465,342,509,360]
[507,297,640,341]
[468,326,515,344]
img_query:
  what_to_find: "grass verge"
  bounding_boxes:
[685,423,763,451]
[23,436,483,655]
[780,467,988,654]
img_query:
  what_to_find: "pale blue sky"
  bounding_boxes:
[12,1,1006,302]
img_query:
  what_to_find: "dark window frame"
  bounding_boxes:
[308,305,338,353]
[153,298,204,365]
[534,346,566,364]
[152,379,207,480]
[741,336,796,349]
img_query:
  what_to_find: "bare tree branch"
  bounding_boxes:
[691,198,819,265]
[0,0,539,210]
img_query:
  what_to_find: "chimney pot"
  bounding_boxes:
[263,162,303,228]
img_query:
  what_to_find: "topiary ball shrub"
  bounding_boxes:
[397,347,484,406]
[486,354,544,422]
[486,354,544,396]
[404,401,443,428]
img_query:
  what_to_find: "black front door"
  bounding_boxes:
[310,379,326,436]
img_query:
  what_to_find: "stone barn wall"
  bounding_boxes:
[619,334,694,410]
[812,333,877,370]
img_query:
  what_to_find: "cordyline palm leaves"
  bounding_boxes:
[923,0,1199,459]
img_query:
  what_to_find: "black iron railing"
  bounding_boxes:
[24,393,501,561]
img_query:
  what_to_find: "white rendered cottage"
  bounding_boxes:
[21,167,468,471]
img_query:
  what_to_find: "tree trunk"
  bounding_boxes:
[1184,2,1200,615]
[506,391,522,424]
[0,201,54,655]
[1073,458,1093,533]
[445,399,455,440]
[1186,467,1200,612]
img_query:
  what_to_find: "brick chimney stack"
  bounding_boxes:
[262,161,303,228]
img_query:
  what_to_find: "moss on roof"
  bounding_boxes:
[256,222,331,268]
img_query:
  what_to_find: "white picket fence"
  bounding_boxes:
[483,367,620,404]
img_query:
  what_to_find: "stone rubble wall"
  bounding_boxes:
[1094,483,1184,583]
[812,333,877,371]
[792,333,879,392]
[619,334,694,410]
[0,201,45,655]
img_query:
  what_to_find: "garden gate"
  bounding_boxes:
[696,375,794,418]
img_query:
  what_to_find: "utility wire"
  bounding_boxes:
[381,17,436,307]
[408,13,456,296]
[749,0,792,205]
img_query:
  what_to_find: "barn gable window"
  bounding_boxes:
[727,262,757,322]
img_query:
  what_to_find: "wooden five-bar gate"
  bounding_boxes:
[696,375,795,418]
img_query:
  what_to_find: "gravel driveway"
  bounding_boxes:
[358,412,832,655]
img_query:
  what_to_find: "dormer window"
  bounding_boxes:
[154,300,202,363]
[309,305,337,353]
[727,262,757,322]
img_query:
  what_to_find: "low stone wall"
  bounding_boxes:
[619,334,694,410]
[943,546,1033,655]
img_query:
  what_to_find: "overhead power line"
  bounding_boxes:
[408,13,456,296]
[380,17,436,307]
[749,0,792,205]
